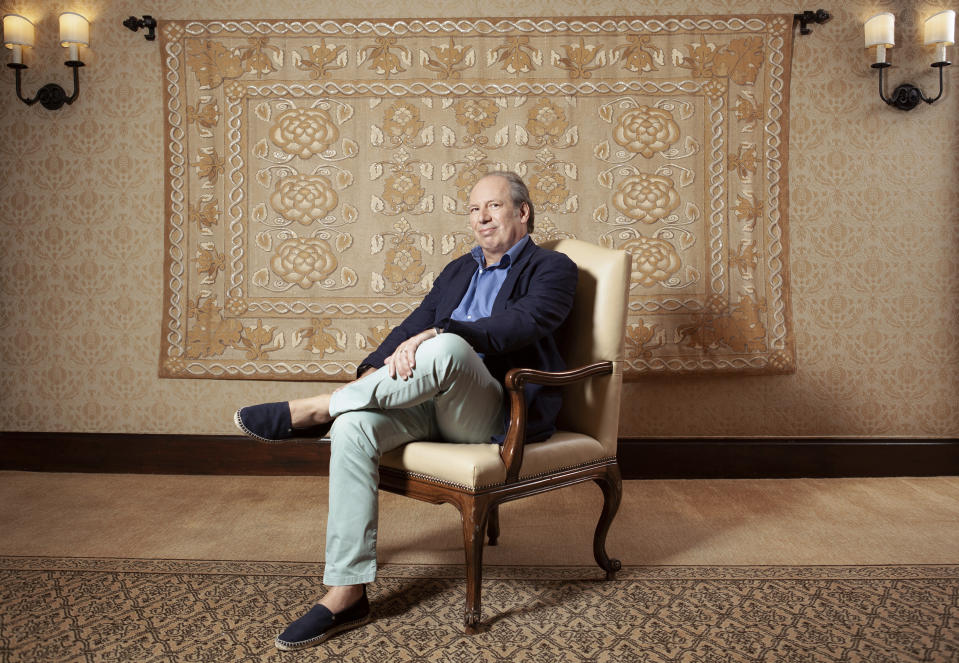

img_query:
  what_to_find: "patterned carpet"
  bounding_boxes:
[1,557,957,662]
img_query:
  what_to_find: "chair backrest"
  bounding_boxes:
[540,239,631,457]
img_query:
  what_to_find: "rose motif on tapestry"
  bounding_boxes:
[622,236,682,287]
[613,106,680,158]
[269,108,339,158]
[612,174,681,224]
[270,175,339,225]
[270,237,338,288]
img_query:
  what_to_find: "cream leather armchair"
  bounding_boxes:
[378,238,631,633]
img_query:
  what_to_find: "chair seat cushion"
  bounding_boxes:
[379,431,609,490]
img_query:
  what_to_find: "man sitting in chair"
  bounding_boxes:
[234,171,578,651]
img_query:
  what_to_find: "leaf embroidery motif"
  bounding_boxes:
[714,37,764,85]
[195,245,225,282]
[360,36,409,78]
[294,318,343,356]
[237,320,281,360]
[728,145,759,180]
[625,320,663,360]
[187,101,219,128]
[296,40,346,79]
[614,34,661,73]
[186,40,243,89]
[185,297,243,359]
[237,38,282,79]
[733,193,763,231]
[556,38,604,79]
[677,295,768,353]
[194,150,225,185]
[678,35,716,77]
[493,36,538,74]
[189,200,220,232]
[729,241,760,278]
[424,37,471,79]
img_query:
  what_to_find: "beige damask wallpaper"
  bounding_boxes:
[0,0,957,437]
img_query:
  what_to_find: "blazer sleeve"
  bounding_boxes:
[443,249,578,356]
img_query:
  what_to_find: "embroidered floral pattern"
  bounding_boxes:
[270,237,338,288]
[382,168,426,212]
[528,167,570,209]
[622,236,682,287]
[270,108,339,159]
[383,102,424,144]
[526,99,569,144]
[454,99,499,136]
[612,174,681,223]
[270,175,339,225]
[613,106,681,158]
[383,237,426,289]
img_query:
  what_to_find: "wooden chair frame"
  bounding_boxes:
[378,361,622,634]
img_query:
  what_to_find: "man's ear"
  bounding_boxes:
[520,202,530,223]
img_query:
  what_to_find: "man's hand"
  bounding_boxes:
[384,328,439,380]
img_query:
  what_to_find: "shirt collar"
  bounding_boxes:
[470,235,530,270]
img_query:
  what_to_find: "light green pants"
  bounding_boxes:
[323,333,505,586]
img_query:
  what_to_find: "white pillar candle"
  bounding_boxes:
[865,12,895,64]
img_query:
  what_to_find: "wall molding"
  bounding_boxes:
[2,432,957,479]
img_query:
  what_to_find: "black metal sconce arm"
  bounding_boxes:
[123,15,157,41]
[872,61,951,111]
[7,60,83,111]
[794,9,831,35]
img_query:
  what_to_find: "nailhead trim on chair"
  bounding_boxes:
[387,457,618,492]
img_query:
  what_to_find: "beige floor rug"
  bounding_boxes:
[2,556,957,663]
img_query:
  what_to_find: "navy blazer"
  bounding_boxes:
[360,239,578,443]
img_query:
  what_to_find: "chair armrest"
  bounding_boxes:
[504,361,614,389]
[499,361,614,483]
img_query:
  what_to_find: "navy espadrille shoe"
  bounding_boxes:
[275,588,371,651]
[233,401,330,443]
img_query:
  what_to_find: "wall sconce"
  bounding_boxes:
[2,11,89,110]
[866,9,955,111]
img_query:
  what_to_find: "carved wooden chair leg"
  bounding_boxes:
[460,497,492,634]
[592,464,623,579]
[486,504,500,546]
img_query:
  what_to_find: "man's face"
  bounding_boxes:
[467,175,530,265]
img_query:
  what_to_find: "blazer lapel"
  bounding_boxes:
[492,238,537,313]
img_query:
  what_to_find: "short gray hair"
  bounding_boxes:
[480,170,535,233]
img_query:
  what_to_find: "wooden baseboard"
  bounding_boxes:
[616,438,959,479]
[1,432,956,478]
[0,432,329,476]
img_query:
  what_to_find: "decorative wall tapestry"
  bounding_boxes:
[158,16,796,380]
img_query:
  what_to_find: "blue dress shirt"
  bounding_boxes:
[450,235,530,324]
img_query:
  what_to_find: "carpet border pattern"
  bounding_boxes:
[2,555,957,579]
